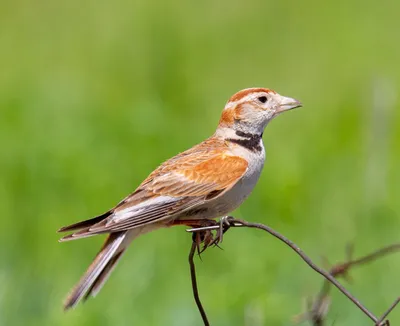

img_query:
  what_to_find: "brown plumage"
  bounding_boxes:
[59,137,248,239]
[58,87,301,310]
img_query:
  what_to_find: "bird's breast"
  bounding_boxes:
[180,143,265,220]
[206,144,266,217]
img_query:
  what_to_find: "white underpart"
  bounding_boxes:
[186,132,266,220]
[215,136,265,214]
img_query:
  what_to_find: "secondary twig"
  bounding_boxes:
[346,244,400,270]
[226,217,377,322]
[377,297,400,326]
[311,244,400,325]
[297,243,400,325]
[186,217,399,325]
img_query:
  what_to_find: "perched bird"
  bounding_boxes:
[58,87,301,310]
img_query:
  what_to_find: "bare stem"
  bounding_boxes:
[186,217,400,325]
[189,241,209,326]
[310,243,400,325]
[225,218,378,323]
[376,297,400,326]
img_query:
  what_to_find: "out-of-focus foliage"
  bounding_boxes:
[1,0,399,325]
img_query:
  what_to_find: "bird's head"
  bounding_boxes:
[217,87,301,135]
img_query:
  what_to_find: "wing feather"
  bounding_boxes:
[99,154,247,232]
[145,155,248,197]
[64,138,248,236]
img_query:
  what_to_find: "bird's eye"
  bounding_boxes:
[258,96,267,103]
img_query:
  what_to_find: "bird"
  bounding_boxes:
[58,87,301,310]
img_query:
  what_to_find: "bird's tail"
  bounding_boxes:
[63,231,128,310]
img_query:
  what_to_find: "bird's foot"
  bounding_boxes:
[186,216,235,254]
[213,216,233,245]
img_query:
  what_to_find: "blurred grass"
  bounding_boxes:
[0,0,400,325]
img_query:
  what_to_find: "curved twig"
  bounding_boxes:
[187,217,399,325]
[228,218,378,323]
[308,243,400,326]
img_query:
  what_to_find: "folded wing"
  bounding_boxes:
[58,139,248,239]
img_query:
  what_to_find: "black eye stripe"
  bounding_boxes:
[258,96,267,103]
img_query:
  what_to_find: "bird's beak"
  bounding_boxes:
[277,95,302,113]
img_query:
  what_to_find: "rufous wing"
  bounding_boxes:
[144,154,248,197]
[60,140,248,235]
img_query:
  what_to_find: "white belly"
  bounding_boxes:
[187,143,266,219]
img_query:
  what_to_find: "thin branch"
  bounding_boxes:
[347,244,400,269]
[189,241,209,326]
[376,297,400,326]
[224,218,378,323]
[187,217,400,325]
[293,293,331,325]
[311,244,400,325]
[303,243,400,326]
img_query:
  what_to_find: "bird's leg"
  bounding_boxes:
[170,219,218,254]
[180,216,236,251]
[210,216,234,247]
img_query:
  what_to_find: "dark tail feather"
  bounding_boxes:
[83,250,125,301]
[58,211,112,233]
[63,232,126,310]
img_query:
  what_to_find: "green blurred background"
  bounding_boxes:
[1,0,399,325]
